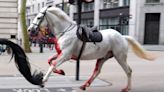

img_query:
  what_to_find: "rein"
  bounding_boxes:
[43,8,76,39]
[57,23,76,38]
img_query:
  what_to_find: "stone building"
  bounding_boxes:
[26,0,164,45]
[0,0,18,42]
[26,0,130,35]
[73,0,130,35]
[129,0,164,45]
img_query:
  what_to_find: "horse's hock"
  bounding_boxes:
[0,0,18,42]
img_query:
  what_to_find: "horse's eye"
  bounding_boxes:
[37,17,41,19]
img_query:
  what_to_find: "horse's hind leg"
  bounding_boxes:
[80,51,113,90]
[114,53,132,92]
[80,58,105,90]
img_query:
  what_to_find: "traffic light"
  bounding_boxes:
[82,0,94,3]
[68,0,75,4]
[68,0,94,4]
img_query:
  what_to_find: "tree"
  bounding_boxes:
[20,0,32,53]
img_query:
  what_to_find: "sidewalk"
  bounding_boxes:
[143,45,164,51]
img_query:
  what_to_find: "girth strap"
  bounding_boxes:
[76,26,87,60]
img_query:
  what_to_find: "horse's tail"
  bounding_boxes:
[0,38,43,86]
[124,36,156,61]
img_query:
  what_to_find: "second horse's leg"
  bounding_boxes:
[80,51,113,90]
[80,58,106,90]
[114,53,132,92]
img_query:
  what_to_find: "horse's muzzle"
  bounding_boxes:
[28,28,39,37]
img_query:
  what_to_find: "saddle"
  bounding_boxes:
[76,25,103,43]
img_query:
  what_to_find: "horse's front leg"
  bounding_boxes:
[42,53,70,84]
[48,54,65,75]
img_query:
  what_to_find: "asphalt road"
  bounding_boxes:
[0,47,164,92]
[0,88,72,92]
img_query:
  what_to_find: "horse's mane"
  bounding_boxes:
[47,7,76,24]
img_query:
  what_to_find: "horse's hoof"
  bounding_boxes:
[121,87,130,92]
[121,90,128,92]
[58,69,65,75]
[53,69,65,75]
[39,84,45,88]
[80,85,86,90]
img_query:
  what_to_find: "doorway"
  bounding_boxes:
[144,13,160,44]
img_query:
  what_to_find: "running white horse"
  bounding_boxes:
[28,6,156,92]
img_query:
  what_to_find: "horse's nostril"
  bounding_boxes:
[28,29,31,32]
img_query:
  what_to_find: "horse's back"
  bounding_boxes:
[79,29,128,60]
[100,28,125,44]
[100,28,122,38]
[100,29,129,52]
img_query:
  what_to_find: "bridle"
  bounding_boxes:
[31,6,51,36]
[30,6,76,39]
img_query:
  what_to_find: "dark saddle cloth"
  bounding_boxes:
[76,25,103,43]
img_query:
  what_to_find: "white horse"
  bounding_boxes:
[28,6,156,92]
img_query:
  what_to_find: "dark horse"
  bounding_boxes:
[0,38,43,86]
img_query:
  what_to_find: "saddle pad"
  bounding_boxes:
[89,31,103,42]
[76,26,103,43]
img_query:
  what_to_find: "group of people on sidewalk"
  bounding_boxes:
[29,26,55,50]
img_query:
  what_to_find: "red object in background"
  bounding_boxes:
[47,37,55,44]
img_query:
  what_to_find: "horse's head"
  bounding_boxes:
[28,6,51,37]
[28,6,76,38]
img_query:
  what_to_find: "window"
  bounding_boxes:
[27,19,31,27]
[99,17,128,35]
[56,3,70,14]
[32,5,34,13]
[82,2,94,12]
[42,2,45,8]
[123,0,130,6]
[100,17,119,30]
[81,19,94,27]
[26,7,30,15]
[11,35,16,39]
[103,0,111,9]
[38,3,40,12]
[103,0,119,9]
[146,0,160,3]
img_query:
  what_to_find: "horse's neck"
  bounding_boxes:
[46,12,72,38]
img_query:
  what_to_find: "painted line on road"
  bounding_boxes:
[0,76,111,89]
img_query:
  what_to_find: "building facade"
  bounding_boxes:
[26,0,130,35]
[0,0,18,42]
[26,0,47,26]
[74,0,130,35]
[26,0,70,26]
[129,0,164,45]
[26,0,164,45]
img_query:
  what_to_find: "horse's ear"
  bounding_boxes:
[48,5,52,8]
[46,5,52,11]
